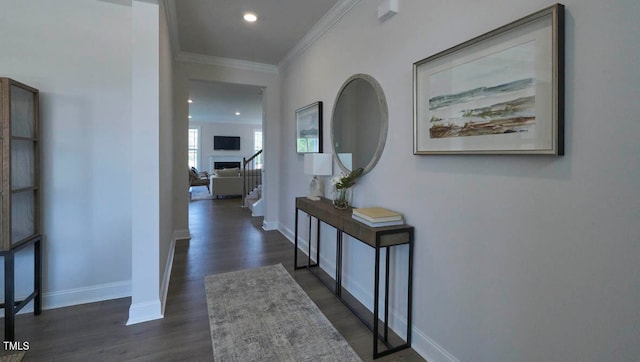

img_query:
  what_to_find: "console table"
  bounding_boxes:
[294,197,413,359]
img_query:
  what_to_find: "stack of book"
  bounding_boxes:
[352,207,404,227]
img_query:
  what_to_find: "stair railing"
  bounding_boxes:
[242,149,263,207]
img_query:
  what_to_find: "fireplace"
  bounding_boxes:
[214,161,241,170]
[209,155,243,172]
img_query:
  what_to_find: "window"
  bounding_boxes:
[254,130,263,169]
[188,128,199,169]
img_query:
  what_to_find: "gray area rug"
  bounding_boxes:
[204,264,362,362]
[190,187,214,201]
[0,352,24,362]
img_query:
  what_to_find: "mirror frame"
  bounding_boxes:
[330,74,388,176]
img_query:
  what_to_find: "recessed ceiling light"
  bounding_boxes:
[188,115,192,119]
[188,99,193,103]
[243,13,257,22]
[235,112,241,116]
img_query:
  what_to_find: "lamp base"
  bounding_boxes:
[307,175,323,200]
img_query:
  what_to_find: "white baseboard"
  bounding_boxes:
[126,299,163,325]
[160,238,177,315]
[173,228,191,240]
[5,232,178,327]
[412,327,459,362]
[262,220,278,231]
[47,279,132,309]
[251,198,264,217]
[0,280,132,317]
[278,222,295,242]
[45,280,132,310]
[279,220,456,361]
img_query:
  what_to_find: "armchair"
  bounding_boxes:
[189,167,210,193]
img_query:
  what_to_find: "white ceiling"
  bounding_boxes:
[188,80,263,124]
[167,0,344,124]
[173,0,340,65]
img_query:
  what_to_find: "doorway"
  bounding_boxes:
[187,80,264,205]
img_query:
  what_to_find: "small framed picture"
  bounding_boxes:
[413,4,564,155]
[296,101,323,154]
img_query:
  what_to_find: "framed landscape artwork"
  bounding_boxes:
[413,4,564,155]
[296,101,323,154]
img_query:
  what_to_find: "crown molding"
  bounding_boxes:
[165,0,357,74]
[176,51,279,74]
[164,0,276,74]
[97,0,132,6]
[278,0,361,70]
[162,0,180,55]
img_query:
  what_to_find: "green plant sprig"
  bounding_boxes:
[331,168,364,189]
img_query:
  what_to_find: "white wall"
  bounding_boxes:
[0,0,172,325]
[189,121,261,172]
[129,0,162,324]
[158,0,175,315]
[0,0,133,307]
[278,1,640,361]
[174,61,280,230]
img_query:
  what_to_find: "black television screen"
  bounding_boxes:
[214,136,241,150]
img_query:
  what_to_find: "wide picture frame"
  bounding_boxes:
[296,101,323,154]
[413,4,564,155]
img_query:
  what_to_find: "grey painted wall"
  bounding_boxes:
[278,0,640,361]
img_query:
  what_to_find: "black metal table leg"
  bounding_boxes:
[308,215,312,267]
[295,209,322,270]
[384,246,390,343]
[336,230,342,297]
[373,237,380,357]
[316,218,321,267]
[407,230,414,345]
[303,216,320,269]
[1,235,43,342]
[294,208,300,269]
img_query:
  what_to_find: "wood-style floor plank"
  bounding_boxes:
[6,197,424,361]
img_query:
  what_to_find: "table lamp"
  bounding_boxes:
[304,153,333,200]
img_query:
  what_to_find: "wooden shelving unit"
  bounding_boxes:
[0,78,42,341]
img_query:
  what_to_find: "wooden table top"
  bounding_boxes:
[296,197,413,248]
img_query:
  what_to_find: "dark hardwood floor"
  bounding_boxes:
[8,197,424,361]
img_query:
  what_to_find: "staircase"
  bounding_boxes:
[242,150,263,217]
[244,184,263,215]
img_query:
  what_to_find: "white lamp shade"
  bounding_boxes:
[304,153,332,176]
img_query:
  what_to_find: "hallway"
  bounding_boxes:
[10,198,422,361]
[180,198,423,361]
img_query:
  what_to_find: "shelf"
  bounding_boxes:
[0,77,42,341]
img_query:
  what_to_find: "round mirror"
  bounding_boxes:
[330,74,388,175]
